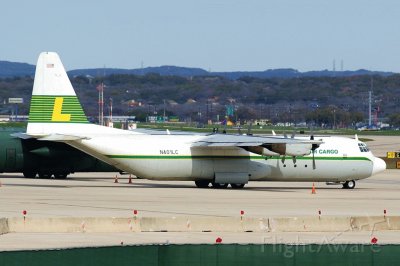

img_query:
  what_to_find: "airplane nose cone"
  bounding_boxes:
[372,157,386,175]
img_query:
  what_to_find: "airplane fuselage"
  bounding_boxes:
[24,52,386,189]
[67,133,382,183]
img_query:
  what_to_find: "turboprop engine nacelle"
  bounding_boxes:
[284,143,313,156]
[266,143,313,156]
[246,146,279,156]
[246,143,313,157]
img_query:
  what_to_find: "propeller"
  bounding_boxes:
[310,127,318,169]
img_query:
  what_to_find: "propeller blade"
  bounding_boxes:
[310,126,315,140]
[312,150,316,169]
[310,125,318,169]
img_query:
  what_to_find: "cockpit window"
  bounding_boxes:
[358,142,370,152]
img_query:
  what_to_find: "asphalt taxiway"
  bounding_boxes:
[0,135,399,250]
[0,170,399,219]
[0,169,399,250]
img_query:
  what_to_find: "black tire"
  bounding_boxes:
[39,173,52,179]
[342,180,356,189]
[23,171,37,179]
[230,183,245,189]
[212,182,228,189]
[54,173,68,179]
[195,180,210,188]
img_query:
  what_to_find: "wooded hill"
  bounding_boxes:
[1,73,400,127]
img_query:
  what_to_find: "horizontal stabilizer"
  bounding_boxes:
[12,132,88,141]
[10,132,36,139]
[38,134,89,141]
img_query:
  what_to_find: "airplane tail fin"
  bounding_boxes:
[27,52,90,136]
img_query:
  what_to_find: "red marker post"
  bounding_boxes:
[384,209,387,218]
[240,210,244,221]
[22,210,27,223]
[318,210,322,220]
[133,210,138,223]
[215,237,222,244]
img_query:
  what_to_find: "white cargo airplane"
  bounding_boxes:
[21,52,386,189]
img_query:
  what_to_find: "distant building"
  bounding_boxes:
[124,100,142,107]
[250,119,271,126]
[186,99,197,104]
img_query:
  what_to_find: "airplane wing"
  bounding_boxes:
[192,134,320,146]
[192,134,323,156]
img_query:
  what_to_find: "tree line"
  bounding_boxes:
[1,73,400,127]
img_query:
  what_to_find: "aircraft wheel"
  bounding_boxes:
[195,180,210,188]
[55,173,68,179]
[39,173,52,179]
[23,171,37,178]
[342,180,356,189]
[212,182,228,189]
[230,183,245,189]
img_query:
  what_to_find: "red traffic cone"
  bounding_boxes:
[311,183,316,194]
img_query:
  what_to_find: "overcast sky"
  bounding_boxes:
[1,0,399,72]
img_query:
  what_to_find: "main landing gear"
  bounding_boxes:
[194,180,246,189]
[23,171,69,179]
[194,180,210,188]
[342,180,356,189]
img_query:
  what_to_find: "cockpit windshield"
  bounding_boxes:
[358,142,370,152]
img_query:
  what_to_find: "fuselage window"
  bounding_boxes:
[358,142,370,152]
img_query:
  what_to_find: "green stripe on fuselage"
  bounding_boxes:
[105,154,372,161]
